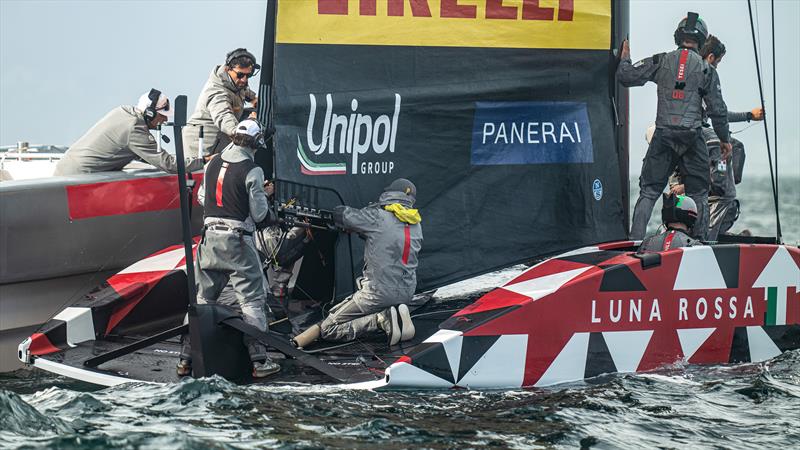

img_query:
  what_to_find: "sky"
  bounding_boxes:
[1,0,798,177]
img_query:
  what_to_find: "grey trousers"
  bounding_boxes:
[180,229,268,363]
[260,226,306,299]
[320,287,426,342]
[708,198,739,241]
[631,128,710,240]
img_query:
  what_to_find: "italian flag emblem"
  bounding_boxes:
[754,247,800,326]
[297,136,346,176]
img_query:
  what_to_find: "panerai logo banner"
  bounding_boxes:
[297,93,401,176]
[276,0,611,50]
[471,101,593,166]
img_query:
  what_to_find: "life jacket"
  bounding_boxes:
[203,156,258,221]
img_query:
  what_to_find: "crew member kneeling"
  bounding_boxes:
[639,193,702,252]
[178,119,279,378]
[293,179,423,348]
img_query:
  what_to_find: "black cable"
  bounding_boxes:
[747,0,782,243]
[771,0,780,242]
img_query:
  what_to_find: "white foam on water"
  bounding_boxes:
[432,265,527,300]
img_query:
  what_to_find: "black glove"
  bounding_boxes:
[332,205,346,228]
[256,208,279,230]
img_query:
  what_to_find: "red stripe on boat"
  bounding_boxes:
[395,356,412,365]
[216,163,228,207]
[402,225,411,265]
[598,241,635,250]
[105,271,169,335]
[66,173,202,220]
[28,333,62,356]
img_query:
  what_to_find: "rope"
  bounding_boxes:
[747,0,782,242]
[770,0,779,236]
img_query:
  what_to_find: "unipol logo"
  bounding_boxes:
[298,93,401,176]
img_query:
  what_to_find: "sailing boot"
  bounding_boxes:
[252,358,281,378]
[398,304,415,342]
[378,306,401,346]
[176,359,192,377]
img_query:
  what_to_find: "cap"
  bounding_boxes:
[384,178,417,199]
[136,91,173,119]
[235,119,261,137]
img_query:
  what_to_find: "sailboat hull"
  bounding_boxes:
[387,242,800,388]
[18,241,800,389]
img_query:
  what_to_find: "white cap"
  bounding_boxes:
[136,91,173,119]
[235,119,261,137]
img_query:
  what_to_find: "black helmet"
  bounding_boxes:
[662,193,698,229]
[384,178,417,200]
[673,12,709,48]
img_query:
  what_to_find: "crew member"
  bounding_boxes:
[177,119,279,378]
[618,13,732,241]
[639,194,701,251]
[258,223,309,326]
[292,179,424,348]
[670,35,764,239]
[183,48,259,158]
[54,90,203,175]
[700,35,762,239]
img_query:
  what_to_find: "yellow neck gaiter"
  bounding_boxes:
[384,203,421,224]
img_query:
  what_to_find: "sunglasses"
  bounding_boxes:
[231,68,258,79]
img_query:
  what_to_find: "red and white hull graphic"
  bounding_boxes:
[387,243,800,388]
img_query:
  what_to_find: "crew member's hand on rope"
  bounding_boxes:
[750,107,765,121]
[620,39,630,60]
[264,180,274,196]
[670,184,685,195]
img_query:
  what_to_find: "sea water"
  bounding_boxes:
[1,175,798,449]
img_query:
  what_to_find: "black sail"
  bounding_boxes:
[265,0,630,298]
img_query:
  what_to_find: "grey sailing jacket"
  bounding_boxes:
[639,228,701,252]
[183,65,257,157]
[333,191,423,302]
[54,105,203,176]
[617,47,730,143]
[197,144,269,232]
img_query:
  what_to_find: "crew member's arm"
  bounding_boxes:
[207,86,239,138]
[616,40,660,87]
[728,107,764,123]
[332,206,381,234]
[246,166,272,224]
[702,68,732,158]
[127,125,204,173]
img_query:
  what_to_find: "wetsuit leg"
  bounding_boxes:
[717,199,739,235]
[228,237,269,362]
[679,131,711,240]
[631,129,677,239]
[180,241,230,362]
[319,291,386,342]
[707,198,735,241]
